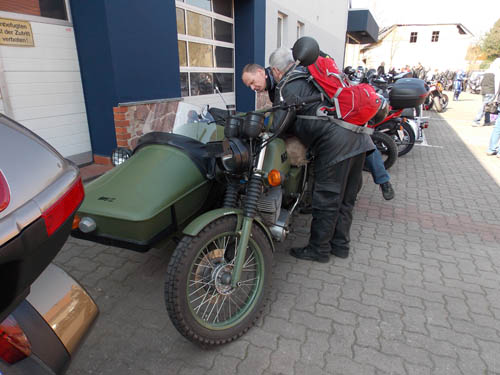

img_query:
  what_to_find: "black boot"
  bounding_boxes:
[380,181,395,200]
[290,246,329,263]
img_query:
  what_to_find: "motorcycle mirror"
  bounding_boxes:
[292,36,319,67]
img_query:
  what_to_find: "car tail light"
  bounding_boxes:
[42,177,84,237]
[0,169,10,213]
[0,315,31,364]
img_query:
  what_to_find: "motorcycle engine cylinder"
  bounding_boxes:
[243,112,265,139]
[225,116,243,138]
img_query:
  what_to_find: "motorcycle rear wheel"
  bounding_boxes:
[369,131,398,170]
[165,215,272,346]
[394,121,416,157]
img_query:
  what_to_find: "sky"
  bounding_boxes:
[351,0,500,40]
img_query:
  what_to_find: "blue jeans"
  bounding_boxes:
[487,115,500,153]
[474,94,495,124]
[365,149,390,185]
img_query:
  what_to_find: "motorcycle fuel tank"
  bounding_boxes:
[73,144,211,249]
[262,138,291,176]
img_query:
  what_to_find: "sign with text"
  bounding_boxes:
[0,18,34,47]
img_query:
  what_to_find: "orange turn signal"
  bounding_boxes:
[268,169,282,187]
[72,215,81,230]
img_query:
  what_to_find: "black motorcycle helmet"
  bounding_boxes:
[369,95,389,124]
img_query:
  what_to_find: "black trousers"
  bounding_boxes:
[308,153,365,255]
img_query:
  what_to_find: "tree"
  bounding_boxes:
[481,18,500,59]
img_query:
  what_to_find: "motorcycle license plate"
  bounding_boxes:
[397,129,405,140]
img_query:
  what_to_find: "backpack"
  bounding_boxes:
[307,56,381,126]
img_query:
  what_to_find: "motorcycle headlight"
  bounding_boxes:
[220,138,250,173]
[111,147,132,166]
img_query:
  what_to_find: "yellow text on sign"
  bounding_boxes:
[0,18,34,47]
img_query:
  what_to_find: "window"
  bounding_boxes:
[277,12,287,48]
[297,21,304,40]
[176,0,234,97]
[0,0,69,21]
[410,32,418,43]
[431,31,439,42]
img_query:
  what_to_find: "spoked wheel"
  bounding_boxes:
[393,121,416,157]
[369,131,398,170]
[165,216,272,346]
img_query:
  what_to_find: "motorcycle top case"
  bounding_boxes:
[389,78,429,109]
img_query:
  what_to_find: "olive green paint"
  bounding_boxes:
[183,208,275,252]
[77,145,211,244]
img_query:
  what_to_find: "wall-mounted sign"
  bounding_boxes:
[0,18,34,47]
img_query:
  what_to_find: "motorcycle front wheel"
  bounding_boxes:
[369,131,398,170]
[433,95,443,112]
[165,215,272,346]
[441,94,449,110]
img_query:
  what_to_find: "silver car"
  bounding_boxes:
[0,114,98,374]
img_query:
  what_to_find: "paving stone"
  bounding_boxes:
[237,345,272,375]
[300,330,329,368]
[355,317,381,349]
[268,338,301,374]
[290,310,332,333]
[206,355,241,375]
[324,354,376,375]
[353,345,405,374]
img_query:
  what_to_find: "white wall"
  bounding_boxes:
[183,92,235,109]
[0,21,91,160]
[265,0,349,67]
[361,25,473,72]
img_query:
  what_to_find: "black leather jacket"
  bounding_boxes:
[271,70,374,171]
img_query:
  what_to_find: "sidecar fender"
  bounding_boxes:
[182,208,275,252]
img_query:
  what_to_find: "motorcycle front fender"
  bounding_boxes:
[182,208,275,252]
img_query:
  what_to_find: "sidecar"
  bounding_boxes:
[71,103,225,252]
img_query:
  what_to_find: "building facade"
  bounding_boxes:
[0,0,351,163]
[358,23,474,72]
[0,0,92,164]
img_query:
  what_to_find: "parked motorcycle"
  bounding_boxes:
[424,80,448,112]
[72,37,428,346]
[363,74,429,158]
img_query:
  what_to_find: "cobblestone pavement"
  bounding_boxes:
[58,92,500,375]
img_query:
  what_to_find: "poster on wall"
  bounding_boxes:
[0,18,34,47]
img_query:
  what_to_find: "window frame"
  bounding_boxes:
[176,0,235,96]
[431,31,439,42]
[0,0,72,26]
[277,12,287,48]
[410,31,418,43]
[296,21,304,40]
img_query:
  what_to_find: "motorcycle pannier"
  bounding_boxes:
[389,78,429,109]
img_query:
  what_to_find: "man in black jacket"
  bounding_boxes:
[268,48,374,263]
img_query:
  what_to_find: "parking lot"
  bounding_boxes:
[58,92,500,375]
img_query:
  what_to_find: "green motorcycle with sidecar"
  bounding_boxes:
[72,37,323,346]
[72,37,427,346]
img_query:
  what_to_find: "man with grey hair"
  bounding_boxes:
[268,47,374,263]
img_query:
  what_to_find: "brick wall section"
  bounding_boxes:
[112,100,181,150]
